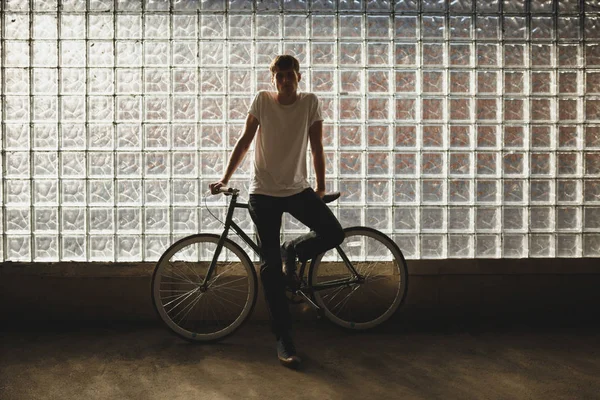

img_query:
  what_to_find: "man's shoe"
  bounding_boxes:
[281,242,301,290]
[276,334,301,369]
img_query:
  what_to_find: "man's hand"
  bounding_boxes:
[209,180,227,195]
[315,188,326,199]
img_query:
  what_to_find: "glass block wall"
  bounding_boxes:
[2,0,600,261]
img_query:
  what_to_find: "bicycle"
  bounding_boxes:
[151,187,408,343]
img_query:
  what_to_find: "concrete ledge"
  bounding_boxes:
[1,259,599,323]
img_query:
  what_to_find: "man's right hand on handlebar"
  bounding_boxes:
[209,180,228,195]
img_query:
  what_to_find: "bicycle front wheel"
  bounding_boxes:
[308,227,408,330]
[151,234,258,342]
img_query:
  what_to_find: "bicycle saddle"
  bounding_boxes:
[322,192,340,204]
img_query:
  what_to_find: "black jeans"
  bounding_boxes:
[248,188,345,338]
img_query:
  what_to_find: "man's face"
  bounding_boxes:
[272,67,301,95]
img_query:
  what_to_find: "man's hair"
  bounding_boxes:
[270,55,300,76]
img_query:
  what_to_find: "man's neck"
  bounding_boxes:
[276,91,297,105]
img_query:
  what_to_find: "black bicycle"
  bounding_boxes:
[151,187,408,342]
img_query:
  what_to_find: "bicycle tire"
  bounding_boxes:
[151,234,258,343]
[308,227,408,330]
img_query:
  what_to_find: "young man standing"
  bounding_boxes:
[209,55,345,369]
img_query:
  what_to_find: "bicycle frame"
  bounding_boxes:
[203,191,363,301]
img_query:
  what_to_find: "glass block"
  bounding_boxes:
[583,234,600,256]
[88,41,115,67]
[422,16,445,40]
[558,17,580,41]
[89,180,114,205]
[503,207,526,231]
[531,17,553,41]
[6,152,30,178]
[504,16,527,41]
[531,71,554,95]
[116,208,141,233]
[503,234,526,258]
[529,234,554,257]
[62,236,86,261]
[4,14,30,39]
[531,44,553,67]
[531,0,553,12]
[116,41,142,67]
[450,125,473,149]
[34,236,59,261]
[34,207,58,232]
[88,124,114,149]
[393,234,416,260]
[530,179,554,203]
[7,236,31,262]
[422,43,444,66]
[366,208,390,231]
[33,41,58,67]
[420,207,444,231]
[171,15,197,39]
[116,69,142,95]
[34,152,58,177]
[476,207,500,232]
[530,98,554,122]
[529,125,552,149]
[311,0,335,11]
[394,207,417,231]
[556,234,581,257]
[5,96,29,121]
[476,16,499,40]
[144,15,170,39]
[501,178,525,205]
[394,180,417,204]
[448,235,472,258]
[172,41,197,66]
[448,179,473,204]
[60,180,85,205]
[476,180,499,203]
[116,15,142,39]
[144,236,170,261]
[88,69,114,95]
[61,207,86,232]
[476,235,499,258]
[144,42,170,66]
[6,208,30,233]
[421,179,444,203]
[145,208,170,233]
[283,0,308,11]
[144,180,169,204]
[449,16,471,41]
[395,16,417,39]
[421,235,445,259]
[559,45,579,67]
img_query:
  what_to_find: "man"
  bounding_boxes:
[209,55,344,369]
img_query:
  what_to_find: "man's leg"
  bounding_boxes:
[285,189,345,262]
[247,194,291,337]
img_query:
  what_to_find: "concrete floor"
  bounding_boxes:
[1,319,599,400]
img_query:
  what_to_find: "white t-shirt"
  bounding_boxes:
[248,90,324,197]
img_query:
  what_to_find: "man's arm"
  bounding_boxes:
[308,120,326,198]
[209,114,259,194]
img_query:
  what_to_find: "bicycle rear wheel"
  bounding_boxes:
[151,234,258,342]
[308,227,408,330]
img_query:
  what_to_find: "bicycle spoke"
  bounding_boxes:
[164,287,199,313]
[321,285,347,304]
[330,285,359,315]
[181,260,203,282]
[165,264,197,285]
[173,290,204,324]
